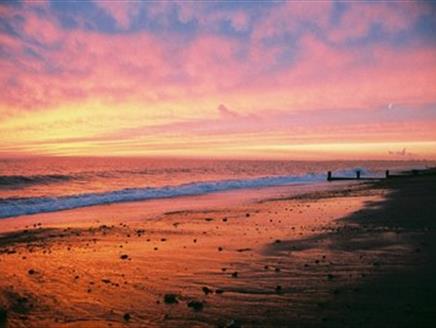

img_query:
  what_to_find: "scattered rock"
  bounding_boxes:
[120,254,129,260]
[231,272,238,278]
[275,285,283,293]
[215,289,224,294]
[202,287,212,295]
[27,269,35,275]
[123,313,131,321]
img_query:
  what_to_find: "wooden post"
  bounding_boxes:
[385,170,390,178]
[327,171,332,181]
[356,170,361,179]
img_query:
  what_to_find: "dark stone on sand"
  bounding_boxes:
[231,271,238,278]
[28,269,35,275]
[218,247,223,251]
[246,213,250,217]
[164,294,179,304]
[275,239,281,243]
[327,274,335,280]
[123,313,131,321]
[222,218,228,222]
[275,285,283,293]
[275,267,281,272]
[0,308,7,326]
[187,300,204,311]
[101,279,111,284]
[120,254,129,260]
[224,319,242,328]
[202,287,212,295]
[215,289,224,294]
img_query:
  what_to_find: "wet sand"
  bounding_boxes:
[0,174,435,327]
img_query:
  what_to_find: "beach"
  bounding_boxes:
[2,1,436,327]
[0,173,435,327]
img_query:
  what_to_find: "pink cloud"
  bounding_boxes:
[217,104,239,119]
[329,2,428,42]
[23,12,63,44]
[94,0,139,29]
[253,1,333,41]
[1,3,435,119]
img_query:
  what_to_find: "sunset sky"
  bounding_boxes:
[0,1,435,159]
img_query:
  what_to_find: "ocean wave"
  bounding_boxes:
[0,174,72,188]
[0,167,368,219]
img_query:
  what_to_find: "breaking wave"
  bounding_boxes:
[0,168,369,219]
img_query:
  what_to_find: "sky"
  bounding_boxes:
[0,0,436,160]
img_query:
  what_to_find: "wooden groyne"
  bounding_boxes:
[326,168,432,182]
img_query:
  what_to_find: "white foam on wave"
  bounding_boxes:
[0,168,366,219]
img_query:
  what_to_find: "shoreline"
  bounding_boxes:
[0,173,435,327]
[0,180,358,232]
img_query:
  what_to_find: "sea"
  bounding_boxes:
[0,157,432,219]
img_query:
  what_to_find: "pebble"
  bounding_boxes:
[187,300,204,311]
[164,294,178,304]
